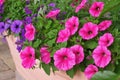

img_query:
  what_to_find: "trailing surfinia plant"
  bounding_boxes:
[1,0,120,80]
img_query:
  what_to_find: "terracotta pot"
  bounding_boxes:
[6,35,88,80]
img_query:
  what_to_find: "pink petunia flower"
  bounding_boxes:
[54,48,75,71]
[40,47,51,64]
[56,28,70,43]
[98,20,112,31]
[46,9,60,19]
[20,46,36,68]
[25,24,36,41]
[84,64,98,80]
[99,33,114,47]
[65,16,79,35]
[70,45,84,64]
[89,2,104,17]
[0,0,5,5]
[75,0,87,13]
[79,22,98,40]
[92,46,111,68]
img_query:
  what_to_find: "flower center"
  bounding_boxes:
[93,70,97,73]
[96,7,100,11]
[88,31,92,34]
[1,26,4,29]
[73,24,76,27]
[102,52,106,57]
[29,54,32,58]
[107,40,109,44]
[76,51,80,55]
[63,56,67,60]
[15,25,19,28]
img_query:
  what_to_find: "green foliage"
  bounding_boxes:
[66,68,75,78]
[42,63,50,75]
[50,42,67,57]
[84,40,98,49]
[98,0,120,17]
[91,71,119,80]
[66,65,80,78]
[33,39,41,48]
[114,63,120,75]
[3,0,26,20]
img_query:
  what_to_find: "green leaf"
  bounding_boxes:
[37,6,47,16]
[50,49,56,57]
[100,0,120,17]
[50,42,67,57]
[47,29,58,39]
[110,38,120,53]
[56,42,67,49]
[14,34,19,37]
[33,39,41,48]
[84,40,98,49]
[86,59,94,65]
[105,63,115,71]
[35,50,40,59]
[42,63,50,75]
[91,71,118,80]
[50,63,58,73]
[46,38,55,47]
[66,68,75,78]
[45,20,52,29]
[79,63,86,72]
[114,63,120,75]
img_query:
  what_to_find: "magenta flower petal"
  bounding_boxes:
[79,22,98,40]
[20,46,36,68]
[22,58,36,69]
[99,33,114,47]
[98,20,112,31]
[84,64,98,80]
[89,2,104,17]
[46,9,60,19]
[56,28,70,43]
[65,16,79,35]
[75,0,87,13]
[0,0,5,5]
[92,46,111,68]
[70,45,84,64]
[40,47,51,64]
[25,24,35,41]
[54,48,75,71]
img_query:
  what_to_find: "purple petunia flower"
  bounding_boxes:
[26,0,30,5]
[6,19,12,24]
[21,29,26,41]
[25,16,32,24]
[4,19,12,30]
[0,4,4,13]
[17,45,23,52]
[48,3,56,7]
[15,39,24,45]
[11,20,22,34]
[4,23,10,30]
[15,39,24,52]
[0,22,5,33]
[32,14,37,18]
[57,12,66,20]
[24,6,32,14]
